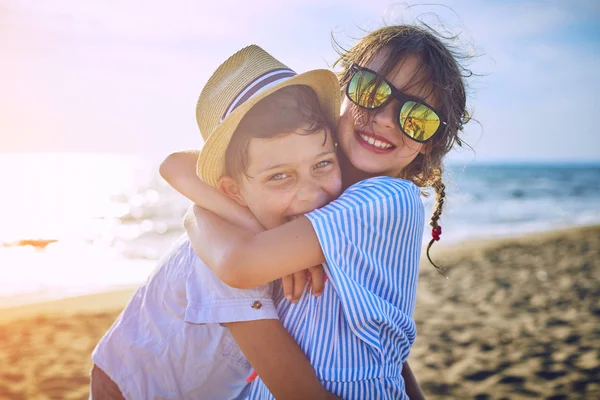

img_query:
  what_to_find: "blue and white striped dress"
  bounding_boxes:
[248,176,425,399]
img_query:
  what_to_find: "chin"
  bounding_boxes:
[350,159,395,178]
[345,147,391,176]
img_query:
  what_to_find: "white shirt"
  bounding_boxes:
[92,235,278,400]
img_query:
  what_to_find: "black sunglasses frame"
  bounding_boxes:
[346,64,447,143]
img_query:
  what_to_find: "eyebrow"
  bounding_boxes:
[257,150,336,173]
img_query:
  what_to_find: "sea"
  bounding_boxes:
[1,153,599,308]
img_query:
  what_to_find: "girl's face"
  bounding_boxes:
[337,52,437,178]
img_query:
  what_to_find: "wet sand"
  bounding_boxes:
[0,226,598,399]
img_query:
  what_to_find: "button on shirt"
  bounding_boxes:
[92,236,278,400]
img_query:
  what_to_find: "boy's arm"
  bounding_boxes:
[160,150,263,232]
[226,320,340,400]
[402,361,425,400]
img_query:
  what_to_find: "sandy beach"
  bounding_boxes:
[0,226,598,399]
[410,225,600,398]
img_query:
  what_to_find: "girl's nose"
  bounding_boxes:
[372,103,397,130]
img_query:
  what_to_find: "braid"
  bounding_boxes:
[426,178,448,278]
[430,180,445,229]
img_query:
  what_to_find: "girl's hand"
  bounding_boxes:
[282,265,326,303]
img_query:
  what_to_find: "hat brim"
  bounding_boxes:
[196,69,341,187]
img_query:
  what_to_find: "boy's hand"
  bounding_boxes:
[282,265,326,303]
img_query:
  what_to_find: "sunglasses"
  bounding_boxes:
[346,64,447,143]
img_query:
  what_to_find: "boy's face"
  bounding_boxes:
[224,126,342,229]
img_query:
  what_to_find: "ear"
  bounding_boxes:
[418,142,430,155]
[216,176,247,207]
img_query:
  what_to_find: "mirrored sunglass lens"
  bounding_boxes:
[348,70,391,108]
[399,101,441,141]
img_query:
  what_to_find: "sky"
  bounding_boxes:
[1,0,599,163]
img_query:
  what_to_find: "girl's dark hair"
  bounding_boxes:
[334,25,473,274]
[225,85,332,180]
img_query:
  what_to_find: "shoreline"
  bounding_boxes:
[427,222,600,259]
[0,286,138,323]
[1,223,598,317]
[1,222,598,311]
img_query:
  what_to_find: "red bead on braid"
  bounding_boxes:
[432,226,442,241]
[427,225,447,278]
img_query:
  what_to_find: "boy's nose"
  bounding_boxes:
[296,182,329,209]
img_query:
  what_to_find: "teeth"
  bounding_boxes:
[359,133,393,150]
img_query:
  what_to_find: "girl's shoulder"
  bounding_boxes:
[310,176,422,218]
[343,176,421,200]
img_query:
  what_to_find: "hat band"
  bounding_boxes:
[221,68,296,121]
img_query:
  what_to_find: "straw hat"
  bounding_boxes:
[196,45,341,186]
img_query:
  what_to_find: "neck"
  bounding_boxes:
[339,153,376,190]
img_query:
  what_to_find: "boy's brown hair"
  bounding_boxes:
[225,85,333,180]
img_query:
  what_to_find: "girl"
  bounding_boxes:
[168,24,469,399]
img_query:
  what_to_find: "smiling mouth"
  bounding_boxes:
[356,130,396,151]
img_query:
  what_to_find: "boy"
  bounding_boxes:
[90,45,342,399]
